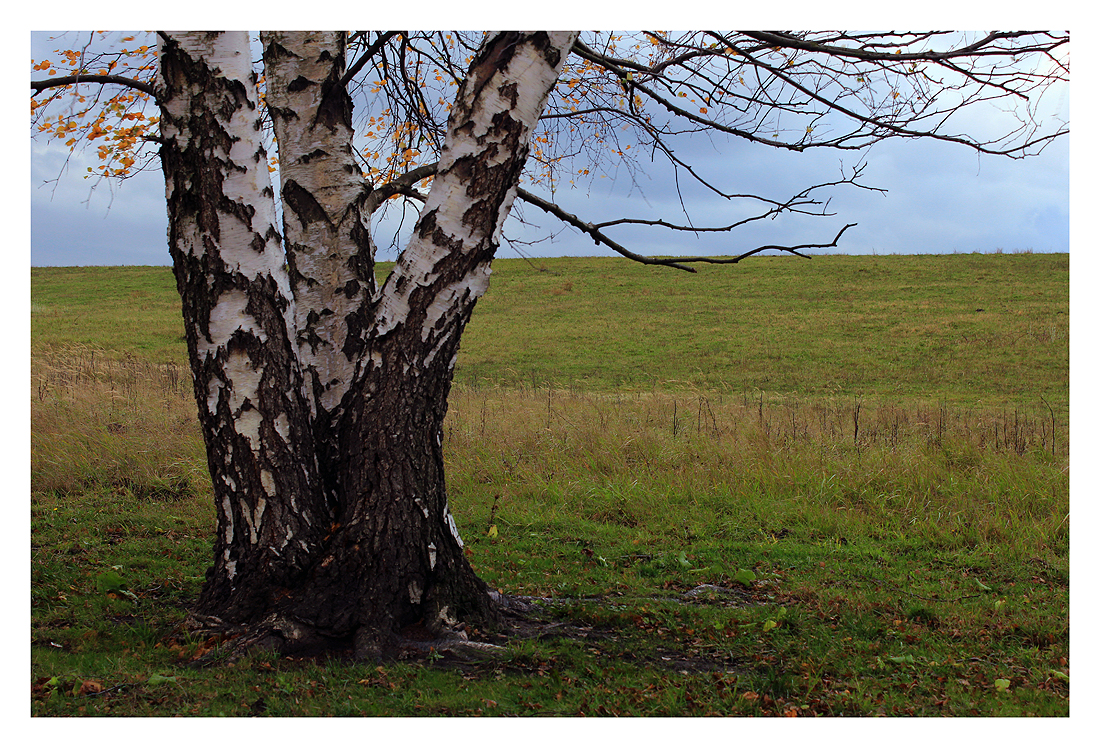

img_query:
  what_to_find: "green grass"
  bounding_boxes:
[32,253,1069,409]
[465,253,1068,411]
[31,266,188,363]
[30,254,1069,716]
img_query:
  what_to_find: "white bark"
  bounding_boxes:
[159,32,298,448]
[159,31,328,604]
[375,32,579,346]
[262,31,374,415]
[160,32,294,295]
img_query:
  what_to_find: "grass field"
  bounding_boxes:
[30,253,1069,717]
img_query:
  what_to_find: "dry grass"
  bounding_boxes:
[443,383,1067,558]
[31,346,208,499]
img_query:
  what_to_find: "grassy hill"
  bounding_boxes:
[32,252,1069,410]
[30,253,1069,716]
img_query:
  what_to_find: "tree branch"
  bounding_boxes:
[31,74,157,99]
[516,188,857,271]
[516,188,696,271]
[341,31,402,89]
[737,30,1067,65]
[365,161,439,215]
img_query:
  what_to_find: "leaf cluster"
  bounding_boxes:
[31,31,159,180]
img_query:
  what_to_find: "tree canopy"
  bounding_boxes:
[32,31,1069,269]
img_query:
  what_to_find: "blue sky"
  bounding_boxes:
[29,30,1070,267]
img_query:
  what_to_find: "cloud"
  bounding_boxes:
[31,141,168,265]
[500,121,1069,261]
[29,32,1069,266]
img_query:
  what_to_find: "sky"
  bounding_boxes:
[28,29,1070,267]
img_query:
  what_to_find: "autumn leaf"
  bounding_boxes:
[78,680,104,695]
[147,673,179,686]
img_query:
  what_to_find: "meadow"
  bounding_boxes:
[30,253,1069,716]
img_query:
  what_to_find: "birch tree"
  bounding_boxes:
[31,30,1068,659]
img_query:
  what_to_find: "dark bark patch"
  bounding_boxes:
[466,32,525,100]
[281,179,332,229]
[315,78,354,132]
[217,77,253,120]
[414,210,466,256]
[266,104,300,122]
[262,39,300,62]
[340,307,370,360]
[287,75,314,93]
[298,148,329,164]
[285,244,313,290]
[497,81,519,109]
[532,31,564,68]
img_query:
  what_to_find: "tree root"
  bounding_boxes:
[179,585,757,667]
[181,607,511,666]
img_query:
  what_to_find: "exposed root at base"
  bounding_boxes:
[181,607,512,666]
[179,584,760,668]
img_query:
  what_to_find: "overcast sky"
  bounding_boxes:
[29,29,1070,267]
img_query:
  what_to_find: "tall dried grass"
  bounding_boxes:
[31,347,1068,557]
[31,346,208,499]
[444,383,1068,554]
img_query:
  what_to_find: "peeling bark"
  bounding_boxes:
[261,31,376,418]
[275,31,578,655]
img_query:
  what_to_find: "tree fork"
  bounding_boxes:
[158,31,578,658]
[275,31,580,658]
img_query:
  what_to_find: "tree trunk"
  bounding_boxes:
[157,31,332,623]
[157,30,578,658]
[259,31,376,417]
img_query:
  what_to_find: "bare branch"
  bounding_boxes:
[341,31,402,89]
[736,30,1067,65]
[365,161,438,214]
[517,188,857,271]
[516,187,697,271]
